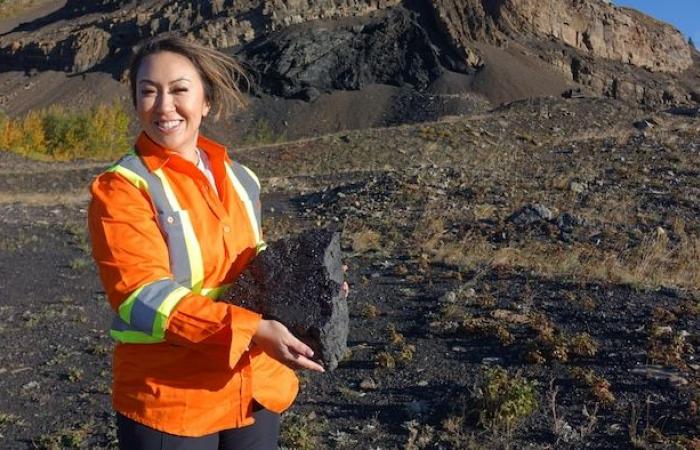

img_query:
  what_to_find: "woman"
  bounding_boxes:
[89,35,330,450]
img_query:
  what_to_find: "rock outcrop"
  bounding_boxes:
[496,0,692,73]
[222,229,348,370]
[0,0,697,105]
[244,8,445,99]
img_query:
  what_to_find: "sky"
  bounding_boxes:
[614,1,699,48]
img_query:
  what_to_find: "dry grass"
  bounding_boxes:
[420,226,700,291]
[0,0,48,19]
[350,229,383,254]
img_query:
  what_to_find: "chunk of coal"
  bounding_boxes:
[222,229,348,370]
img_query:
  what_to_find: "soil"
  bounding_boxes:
[0,96,698,449]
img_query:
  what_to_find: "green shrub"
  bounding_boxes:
[280,412,324,450]
[0,102,131,160]
[242,119,286,146]
[473,366,538,433]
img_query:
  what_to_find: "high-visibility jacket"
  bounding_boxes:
[88,132,298,436]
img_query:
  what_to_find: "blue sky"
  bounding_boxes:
[614,1,699,48]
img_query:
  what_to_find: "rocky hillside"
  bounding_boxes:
[0,0,698,137]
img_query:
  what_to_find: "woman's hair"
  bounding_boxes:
[128,35,248,120]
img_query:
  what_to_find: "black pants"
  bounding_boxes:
[117,407,280,450]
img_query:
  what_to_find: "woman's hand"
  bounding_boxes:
[252,319,325,373]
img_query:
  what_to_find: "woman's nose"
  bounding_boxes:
[155,93,175,112]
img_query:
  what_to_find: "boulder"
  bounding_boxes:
[508,203,554,226]
[222,229,348,370]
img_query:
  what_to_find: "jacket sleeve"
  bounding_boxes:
[88,170,260,369]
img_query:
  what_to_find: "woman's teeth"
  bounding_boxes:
[157,120,181,130]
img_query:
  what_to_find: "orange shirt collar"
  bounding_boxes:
[135,132,229,172]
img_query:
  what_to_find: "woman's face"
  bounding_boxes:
[136,51,210,159]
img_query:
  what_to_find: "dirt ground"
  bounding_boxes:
[0,96,698,449]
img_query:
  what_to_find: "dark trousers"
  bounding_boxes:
[117,406,280,450]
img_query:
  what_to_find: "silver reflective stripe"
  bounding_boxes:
[226,161,262,244]
[127,279,180,333]
[111,276,190,342]
[111,315,131,332]
[231,162,261,230]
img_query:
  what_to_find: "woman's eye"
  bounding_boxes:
[140,90,156,95]
[172,88,188,93]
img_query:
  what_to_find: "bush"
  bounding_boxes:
[0,102,131,160]
[473,366,538,433]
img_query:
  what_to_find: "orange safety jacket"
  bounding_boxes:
[88,132,297,436]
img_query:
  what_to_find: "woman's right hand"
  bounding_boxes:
[252,319,325,373]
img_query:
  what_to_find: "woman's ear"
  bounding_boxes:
[203,102,211,118]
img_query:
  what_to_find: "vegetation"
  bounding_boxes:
[473,366,539,434]
[280,412,324,450]
[241,119,287,146]
[0,102,130,161]
[34,422,92,450]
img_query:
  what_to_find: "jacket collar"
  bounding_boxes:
[135,132,229,172]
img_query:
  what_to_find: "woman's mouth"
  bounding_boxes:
[155,120,183,132]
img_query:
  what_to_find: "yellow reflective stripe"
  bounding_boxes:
[179,211,204,293]
[201,284,232,299]
[110,329,164,344]
[226,164,261,244]
[151,286,190,339]
[117,284,146,324]
[108,165,149,191]
[153,169,204,293]
[256,242,268,254]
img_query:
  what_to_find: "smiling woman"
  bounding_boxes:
[88,36,327,450]
[135,52,212,163]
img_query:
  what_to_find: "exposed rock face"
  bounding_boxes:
[223,229,348,370]
[263,0,401,29]
[245,8,444,99]
[0,0,696,105]
[493,0,692,74]
[428,0,695,103]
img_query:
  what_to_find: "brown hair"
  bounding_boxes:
[128,35,248,120]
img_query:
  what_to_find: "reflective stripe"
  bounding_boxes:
[226,162,262,245]
[153,168,183,210]
[107,164,149,191]
[110,315,164,344]
[117,278,189,336]
[152,285,191,339]
[153,168,204,292]
[117,283,148,324]
[113,155,200,289]
[201,284,232,300]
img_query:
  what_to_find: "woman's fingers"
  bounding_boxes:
[287,335,314,359]
[254,319,326,372]
[285,337,325,372]
[291,353,325,372]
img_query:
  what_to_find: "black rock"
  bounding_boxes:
[222,229,348,370]
[508,204,554,226]
[241,8,446,99]
[666,106,699,117]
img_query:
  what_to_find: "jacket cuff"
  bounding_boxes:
[227,305,262,369]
